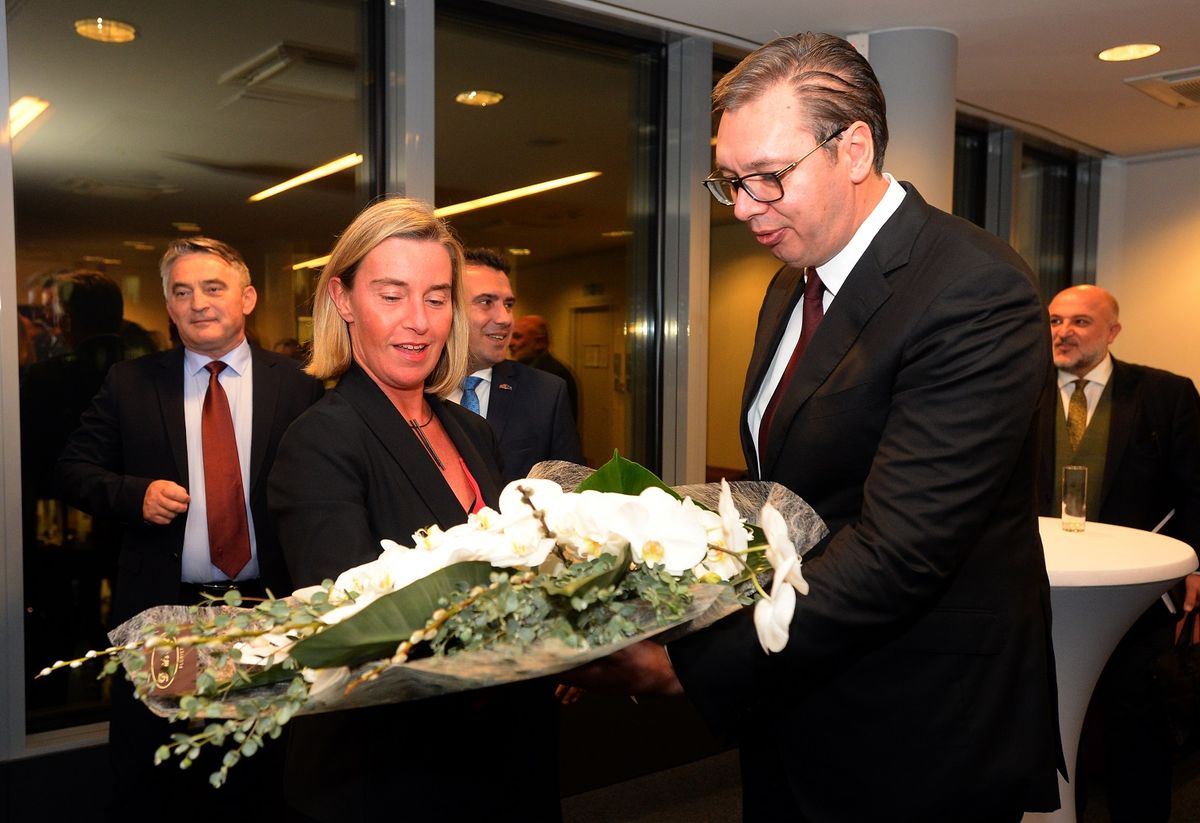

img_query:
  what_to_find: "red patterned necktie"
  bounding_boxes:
[759,268,826,453]
[202,361,250,578]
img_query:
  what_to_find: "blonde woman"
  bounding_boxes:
[270,198,559,821]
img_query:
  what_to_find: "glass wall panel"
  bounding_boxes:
[9,0,368,733]
[1017,145,1078,305]
[434,3,662,470]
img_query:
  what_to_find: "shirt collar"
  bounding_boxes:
[1057,353,1113,389]
[469,366,494,383]
[184,337,251,377]
[814,173,907,298]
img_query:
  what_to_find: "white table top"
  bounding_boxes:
[1039,517,1198,587]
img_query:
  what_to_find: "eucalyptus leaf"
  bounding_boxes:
[540,545,631,598]
[576,451,680,499]
[290,561,495,669]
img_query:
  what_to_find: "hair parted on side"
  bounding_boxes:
[159,237,252,297]
[713,32,888,174]
[464,247,511,276]
[307,197,469,397]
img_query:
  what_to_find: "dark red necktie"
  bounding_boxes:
[758,268,825,452]
[202,361,250,578]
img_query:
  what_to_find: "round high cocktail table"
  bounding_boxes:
[1023,517,1198,823]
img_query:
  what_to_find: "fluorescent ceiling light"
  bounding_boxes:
[290,171,602,270]
[249,153,363,202]
[1097,43,1161,62]
[292,254,330,271]
[74,17,137,44]
[9,96,49,138]
[433,171,601,218]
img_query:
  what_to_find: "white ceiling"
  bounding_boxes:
[615,0,1200,157]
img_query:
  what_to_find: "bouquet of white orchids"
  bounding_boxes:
[39,455,824,788]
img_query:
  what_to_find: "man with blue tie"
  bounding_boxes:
[56,237,324,819]
[451,248,582,482]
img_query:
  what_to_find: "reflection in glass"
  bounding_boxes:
[9,0,367,733]
[434,6,661,471]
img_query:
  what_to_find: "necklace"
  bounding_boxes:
[408,412,445,470]
[410,405,434,428]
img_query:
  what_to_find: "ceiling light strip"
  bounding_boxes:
[9,96,49,138]
[433,171,601,218]
[249,153,364,202]
[291,170,603,270]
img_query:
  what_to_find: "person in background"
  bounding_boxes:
[1041,284,1200,822]
[55,238,324,821]
[510,313,578,421]
[268,198,560,822]
[451,247,582,481]
[569,32,1063,822]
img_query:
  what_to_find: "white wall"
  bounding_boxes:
[1096,151,1200,385]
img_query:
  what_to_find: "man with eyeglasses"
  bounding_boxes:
[573,32,1063,823]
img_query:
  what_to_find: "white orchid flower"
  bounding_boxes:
[547,490,630,561]
[752,503,810,653]
[717,479,751,556]
[611,488,709,575]
[761,505,808,594]
[754,573,797,653]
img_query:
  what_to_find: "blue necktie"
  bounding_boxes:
[462,375,483,415]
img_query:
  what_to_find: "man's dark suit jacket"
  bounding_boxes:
[1038,357,1200,556]
[486,358,582,483]
[524,349,578,420]
[55,345,325,623]
[669,184,1063,821]
[267,361,559,822]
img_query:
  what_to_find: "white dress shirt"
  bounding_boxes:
[748,174,908,470]
[181,339,259,582]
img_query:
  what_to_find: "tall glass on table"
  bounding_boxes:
[1061,465,1087,532]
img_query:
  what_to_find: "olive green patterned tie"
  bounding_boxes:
[1067,378,1089,452]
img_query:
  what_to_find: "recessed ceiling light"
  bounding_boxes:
[434,171,602,218]
[507,248,531,256]
[1097,43,1161,62]
[122,240,155,251]
[172,221,202,233]
[601,230,633,239]
[455,89,504,107]
[74,17,137,44]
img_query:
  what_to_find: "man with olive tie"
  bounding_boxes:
[1040,283,1200,822]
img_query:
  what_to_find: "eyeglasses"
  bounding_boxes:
[702,126,847,206]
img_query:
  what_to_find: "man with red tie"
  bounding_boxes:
[56,237,323,818]
[576,32,1063,822]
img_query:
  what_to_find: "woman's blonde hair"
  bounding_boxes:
[307,197,469,397]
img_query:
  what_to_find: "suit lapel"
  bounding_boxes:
[740,266,806,472]
[1102,358,1137,511]
[337,364,466,527]
[757,185,929,477]
[249,346,280,497]
[485,360,515,442]
[155,348,190,485]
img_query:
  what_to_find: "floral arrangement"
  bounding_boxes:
[39,455,818,788]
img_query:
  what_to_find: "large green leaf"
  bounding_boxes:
[576,451,680,499]
[290,561,494,669]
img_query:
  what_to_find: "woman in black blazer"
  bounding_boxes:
[269,198,559,822]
